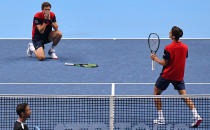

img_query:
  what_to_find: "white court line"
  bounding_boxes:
[0,94,209,98]
[0,38,210,40]
[0,83,209,85]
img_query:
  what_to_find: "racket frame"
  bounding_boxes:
[64,63,98,68]
[148,33,160,70]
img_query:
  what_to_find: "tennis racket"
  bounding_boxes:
[148,33,160,70]
[64,63,98,68]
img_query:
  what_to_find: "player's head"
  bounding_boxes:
[169,26,183,41]
[42,2,51,13]
[16,103,31,119]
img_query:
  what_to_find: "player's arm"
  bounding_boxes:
[186,51,188,58]
[151,54,168,66]
[34,16,48,34]
[36,23,48,34]
[151,49,169,66]
[51,22,58,31]
[51,15,58,31]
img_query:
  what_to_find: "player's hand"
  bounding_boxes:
[44,12,50,20]
[44,14,50,20]
[151,54,157,61]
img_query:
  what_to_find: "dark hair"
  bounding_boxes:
[41,2,51,10]
[171,26,183,41]
[16,103,28,117]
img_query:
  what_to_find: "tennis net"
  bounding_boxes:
[0,95,209,130]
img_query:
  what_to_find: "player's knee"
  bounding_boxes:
[154,91,160,95]
[37,56,45,61]
[154,86,162,95]
[57,31,62,38]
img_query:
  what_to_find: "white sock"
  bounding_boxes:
[192,108,200,118]
[158,110,164,120]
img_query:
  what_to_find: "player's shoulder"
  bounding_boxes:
[14,121,22,129]
[180,41,188,49]
[50,11,55,16]
[14,121,20,125]
[34,12,43,18]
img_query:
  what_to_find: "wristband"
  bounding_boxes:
[44,19,52,24]
[49,19,52,24]
[44,19,49,23]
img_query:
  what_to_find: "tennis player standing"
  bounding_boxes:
[151,26,202,128]
[27,2,62,61]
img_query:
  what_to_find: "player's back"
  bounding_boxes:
[161,41,188,81]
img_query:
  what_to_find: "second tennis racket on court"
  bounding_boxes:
[65,63,98,68]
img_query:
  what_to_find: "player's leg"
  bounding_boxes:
[154,86,163,111]
[48,30,62,47]
[27,41,46,61]
[174,81,196,110]
[34,47,45,61]
[153,76,170,124]
[173,81,202,128]
[48,31,62,59]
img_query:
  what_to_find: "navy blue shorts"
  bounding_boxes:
[155,76,185,91]
[32,39,51,50]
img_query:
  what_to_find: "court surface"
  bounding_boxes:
[0,39,209,95]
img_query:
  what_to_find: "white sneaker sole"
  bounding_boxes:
[51,57,58,59]
[153,120,166,125]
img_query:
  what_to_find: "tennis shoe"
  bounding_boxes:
[190,117,202,128]
[48,49,58,59]
[153,119,165,125]
[27,42,34,57]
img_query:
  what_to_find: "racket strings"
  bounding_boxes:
[149,36,159,53]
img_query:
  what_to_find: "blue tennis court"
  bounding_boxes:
[0,39,210,130]
[0,39,209,95]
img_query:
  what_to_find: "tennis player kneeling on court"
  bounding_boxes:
[14,103,31,130]
[151,26,202,128]
[27,2,62,61]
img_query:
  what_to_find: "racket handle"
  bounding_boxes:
[152,60,155,70]
[64,63,74,66]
